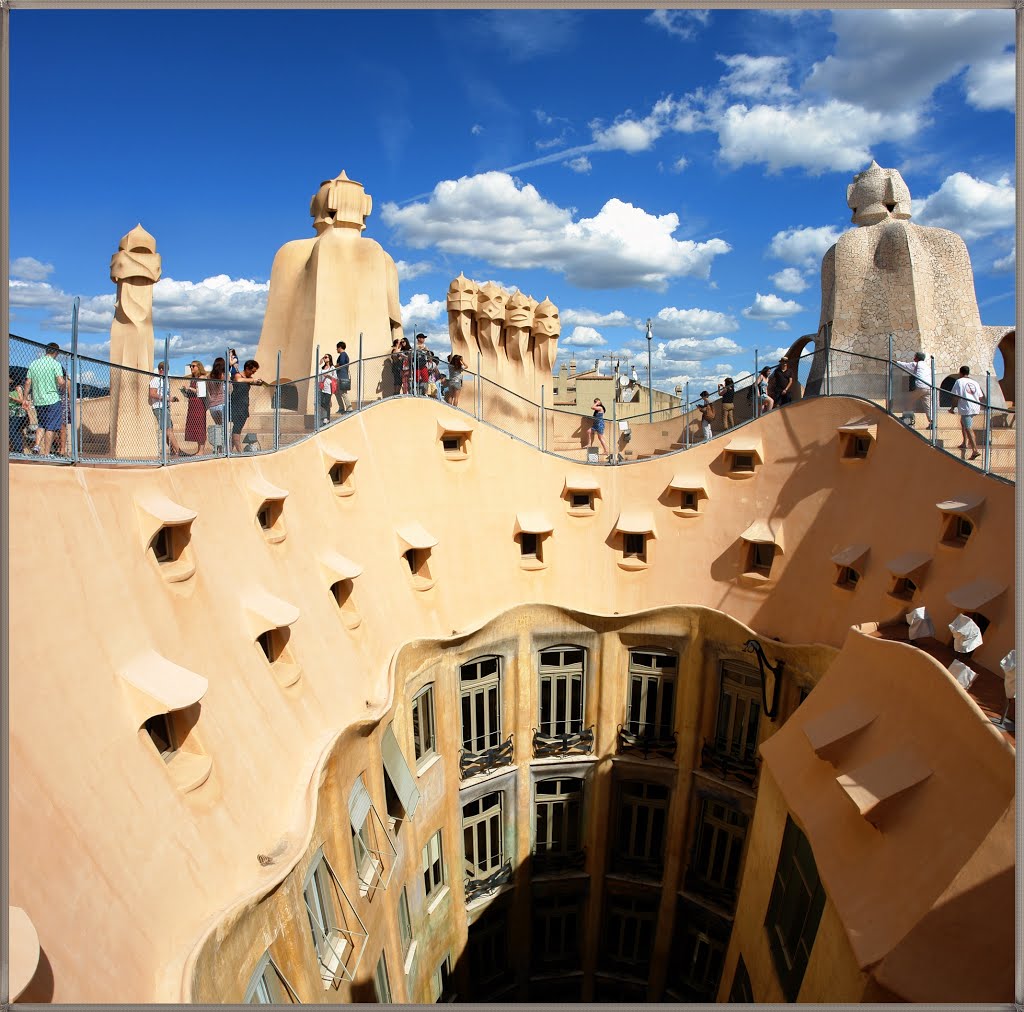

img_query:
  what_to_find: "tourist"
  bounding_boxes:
[8,370,29,454]
[717,377,735,429]
[208,357,227,431]
[949,365,985,460]
[697,390,715,441]
[446,354,466,407]
[148,361,182,456]
[897,350,932,424]
[413,334,431,395]
[385,338,404,398]
[230,359,265,453]
[57,361,71,457]
[772,357,795,407]
[753,367,774,413]
[317,353,336,424]
[335,341,352,413]
[590,397,610,458]
[24,342,66,457]
[228,348,240,381]
[399,336,412,394]
[182,360,211,455]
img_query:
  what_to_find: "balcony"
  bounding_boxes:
[533,846,586,875]
[700,739,760,789]
[464,860,513,903]
[616,724,678,760]
[609,852,664,881]
[532,725,595,758]
[460,734,514,780]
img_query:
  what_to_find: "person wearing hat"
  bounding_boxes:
[896,350,932,426]
[697,389,715,441]
[772,357,794,407]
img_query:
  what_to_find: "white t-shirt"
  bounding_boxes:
[951,376,984,416]
[149,375,164,409]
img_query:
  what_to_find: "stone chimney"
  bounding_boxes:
[569,359,576,378]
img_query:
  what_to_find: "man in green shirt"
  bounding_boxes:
[24,343,67,456]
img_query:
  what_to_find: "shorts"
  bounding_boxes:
[232,411,249,436]
[152,406,174,429]
[36,401,63,432]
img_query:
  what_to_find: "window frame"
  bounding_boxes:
[411,684,437,766]
[422,829,446,901]
[537,645,587,738]
[460,655,503,754]
[398,884,414,957]
[689,796,750,902]
[714,661,762,767]
[243,950,299,1004]
[613,779,670,877]
[463,790,505,883]
[372,950,392,1004]
[625,649,678,740]
[764,816,826,1001]
[534,776,583,864]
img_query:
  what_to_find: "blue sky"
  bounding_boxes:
[7,7,1016,390]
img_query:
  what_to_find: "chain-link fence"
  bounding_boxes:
[7,333,1016,482]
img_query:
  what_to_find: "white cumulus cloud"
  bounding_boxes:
[563,325,606,347]
[562,308,635,328]
[769,225,844,268]
[395,260,434,281]
[992,246,1015,273]
[654,306,739,338]
[742,292,805,320]
[718,54,794,100]
[381,171,730,290]
[964,51,1015,112]
[567,155,592,174]
[401,292,446,330]
[645,9,710,40]
[659,336,743,359]
[770,268,809,293]
[913,172,1015,242]
[10,256,55,281]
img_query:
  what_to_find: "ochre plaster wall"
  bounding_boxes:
[8,394,1013,1001]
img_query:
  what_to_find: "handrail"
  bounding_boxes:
[7,334,1014,483]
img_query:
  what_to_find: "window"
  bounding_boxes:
[625,650,677,741]
[570,491,593,510]
[623,532,646,560]
[441,435,462,454]
[890,575,918,600]
[836,565,859,589]
[764,816,826,1001]
[681,490,698,511]
[422,830,446,901]
[729,956,754,1003]
[538,646,586,738]
[460,656,502,754]
[520,532,539,558]
[303,855,347,986]
[844,434,872,459]
[714,662,761,767]
[256,498,285,540]
[613,780,669,878]
[381,724,421,832]
[412,685,437,765]
[463,792,505,886]
[942,513,974,546]
[688,797,749,902]
[747,542,775,577]
[602,892,659,976]
[144,712,176,761]
[152,526,172,563]
[431,953,454,1002]
[666,899,730,1001]
[534,777,583,870]
[372,951,392,1003]
[532,893,583,971]
[398,886,413,958]
[467,902,512,996]
[731,452,754,473]
[244,952,296,1004]
[349,775,395,896]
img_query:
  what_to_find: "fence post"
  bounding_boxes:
[824,328,831,398]
[684,381,690,449]
[476,352,482,420]
[984,371,992,474]
[930,356,937,445]
[886,333,893,415]
[754,349,759,419]
[160,332,170,465]
[274,351,281,451]
[357,332,363,410]
[540,385,545,452]
[314,343,320,431]
[70,296,80,463]
[222,345,230,457]
[610,385,617,465]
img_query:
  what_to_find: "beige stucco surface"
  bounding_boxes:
[8,392,1014,1002]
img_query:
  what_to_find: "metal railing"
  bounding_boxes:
[531,725,595,758]
[8,333,1014,481]
[616,725,678,761]
[464,859,512,902]
[458,733,514,780]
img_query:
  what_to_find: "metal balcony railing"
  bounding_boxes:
[464,860,512,902]
[700,739,760,788]
[533,846,586,875]
[459,734,514,780]
[616,724,678,760]
[532,725,595,758]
